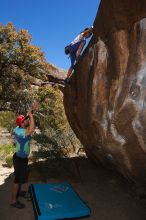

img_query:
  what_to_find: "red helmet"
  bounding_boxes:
[16,115,25,126]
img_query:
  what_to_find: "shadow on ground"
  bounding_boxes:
[0,157,146,220]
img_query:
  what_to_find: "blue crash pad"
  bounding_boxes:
[30,182,91,220]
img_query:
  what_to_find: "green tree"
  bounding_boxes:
[34,86,67,132]
[0,23,49,113]
[32,86,82,161]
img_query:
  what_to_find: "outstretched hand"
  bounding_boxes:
[24,102,39,120]
[26,111,33,117]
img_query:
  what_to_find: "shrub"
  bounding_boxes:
[0,111,16,132]
[32,86,82,161]
[0,143,15,158]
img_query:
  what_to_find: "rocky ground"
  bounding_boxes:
[1,128,146,220]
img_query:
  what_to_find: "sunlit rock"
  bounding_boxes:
[64,0,146,182]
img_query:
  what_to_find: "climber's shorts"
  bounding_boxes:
[13,153,28,184]
[69,40,86,69]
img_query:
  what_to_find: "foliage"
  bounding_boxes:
[0,143,15,156]
[32,132,67,165]
[0,111,16,132]
[28,86,82,167]
[34,86,66,132]
[0,143,15,167]
[0,22,49,113]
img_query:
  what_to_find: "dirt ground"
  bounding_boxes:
[0,156,146,220]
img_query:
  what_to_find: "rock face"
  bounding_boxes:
[64,0,146,182]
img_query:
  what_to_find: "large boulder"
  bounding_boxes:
[64,0,146,182]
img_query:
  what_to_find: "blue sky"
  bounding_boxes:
[0,0,100,70]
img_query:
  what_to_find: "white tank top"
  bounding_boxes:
[71,33,86,45]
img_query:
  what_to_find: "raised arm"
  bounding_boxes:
[25,111,35,136]
[76,41,86,57]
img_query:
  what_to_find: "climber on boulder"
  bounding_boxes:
[65,26,93,84]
